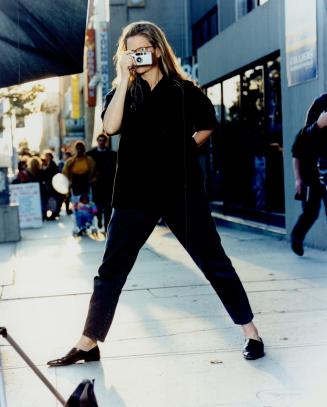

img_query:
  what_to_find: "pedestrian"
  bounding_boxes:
[291,94,327,256]
[12,159,30,184]
[74,193,98,236]
[87,133,117,231]
[58,151,73,215]
[42,150,61,220]
[47,21,264,367]
[62,141,95,203]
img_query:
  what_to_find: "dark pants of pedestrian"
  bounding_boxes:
[292,183,327,243]
[92,187,113,231]
[94,197,112,231]
[83,197,254,342]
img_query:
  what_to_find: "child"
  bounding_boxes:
[74,194,97,235]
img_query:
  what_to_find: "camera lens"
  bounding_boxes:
[136,57,142,63]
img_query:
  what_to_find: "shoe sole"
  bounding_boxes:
[243,352,265,360]
[47,358,100,367]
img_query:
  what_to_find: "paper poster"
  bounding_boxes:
[9,183,43,229]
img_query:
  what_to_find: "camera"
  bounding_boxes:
[132,51,152,66]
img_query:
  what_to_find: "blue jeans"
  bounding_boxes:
[83,197,254,341]
[76,212,93,229]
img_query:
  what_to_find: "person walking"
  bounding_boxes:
[42,150,61,220]
[291,94,327,256]
[58,151,73,215]
[47,21,264,366]
[87,133,117,231]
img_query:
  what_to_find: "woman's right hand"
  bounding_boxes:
[118,51,135,80]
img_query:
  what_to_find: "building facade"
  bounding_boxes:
[194,0,327,249]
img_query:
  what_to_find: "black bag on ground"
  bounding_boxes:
[65,379,98,407]
[0,327,99,407]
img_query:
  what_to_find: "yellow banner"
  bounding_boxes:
[71,74,80,119]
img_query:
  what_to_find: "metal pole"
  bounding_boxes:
[0,328,66,406]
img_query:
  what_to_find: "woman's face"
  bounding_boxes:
[126,34,160,75]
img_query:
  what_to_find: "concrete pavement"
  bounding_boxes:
[0,213,327,406]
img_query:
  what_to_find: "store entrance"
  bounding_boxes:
[205,53,285,228]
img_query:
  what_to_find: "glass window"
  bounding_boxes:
[204,54,284,225]
[206,83,223,200]
[221,76,242,206]
[192,6,218,54]
[265,57,284,213]
[242,66,266,210]
[223,76,241,122]
[207,83,222,121]
[237,0,255,19]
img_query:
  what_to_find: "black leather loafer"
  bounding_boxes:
[243,338,264,360]
[47,346,100,367]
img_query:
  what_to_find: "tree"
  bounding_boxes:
[0,83,57,170]
[0,83,47,124]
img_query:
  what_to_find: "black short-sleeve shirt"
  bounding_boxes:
[102,75,217,213]
[292,93,327,185]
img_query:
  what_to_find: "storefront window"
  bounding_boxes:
[207,83,222,200]
[265,57,284,213]
[204,53,284,226]
[223,76,241,122]
[242,66,265,210]
[221,75,242,206]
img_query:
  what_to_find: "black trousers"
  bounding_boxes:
[292,183,327,242]
[83,197,254,342]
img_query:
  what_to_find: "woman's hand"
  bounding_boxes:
[317,111,327,129]
[295,178,304,195]
[118,51,135,80]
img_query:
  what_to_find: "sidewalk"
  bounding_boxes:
[0,214,327,407]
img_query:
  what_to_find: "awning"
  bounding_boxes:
[0,0,88,88]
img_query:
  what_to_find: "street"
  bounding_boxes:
[0,214,327,406]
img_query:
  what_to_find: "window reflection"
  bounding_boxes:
[222,75,242,206]
[223,76,241,122]
[207,83,222,200]
[242,66,266,209]
[265,57,284,213]
[204,54,284,226]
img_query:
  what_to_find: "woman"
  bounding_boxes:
[48,21,264,366]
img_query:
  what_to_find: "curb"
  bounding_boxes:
[211,211,286,239]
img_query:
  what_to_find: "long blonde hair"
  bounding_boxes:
[113,21,189,91]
